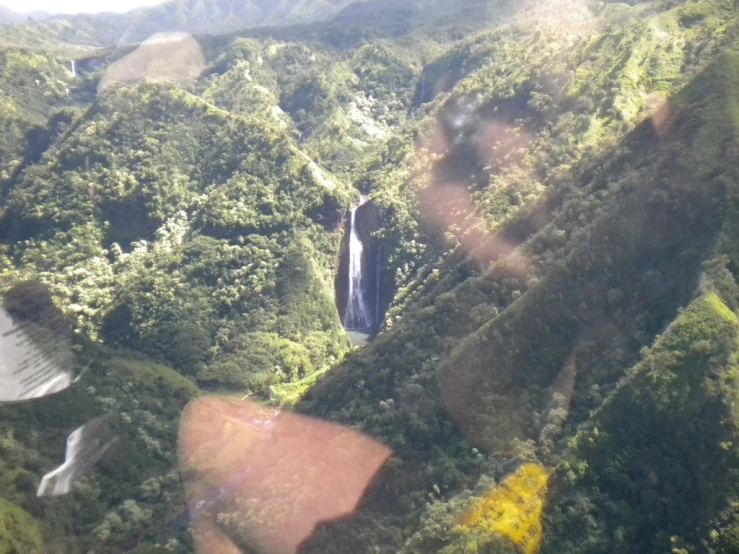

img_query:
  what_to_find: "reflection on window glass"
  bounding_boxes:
[0,0,738,553]
[37,414,117,497]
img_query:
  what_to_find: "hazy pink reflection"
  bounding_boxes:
[414,113,535,277]
[179,397,391,554]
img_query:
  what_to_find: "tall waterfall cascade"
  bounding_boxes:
[70,60,76,77]
[343,196,373,331]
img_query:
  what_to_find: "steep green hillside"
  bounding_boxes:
[198,37,419,178]
[543,291,739,552]
[0,82,354,396]
[295,15,739,554]
[541,51,739,554]
[0,349,202,554]
[0,48,78,184]
[0,498,43,554]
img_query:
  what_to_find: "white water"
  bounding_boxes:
[344,196,372,331]
[376,247,382,327]
[70,60,76,77]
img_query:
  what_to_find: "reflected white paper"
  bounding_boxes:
[0,307,74,402]
[37,415,117,497]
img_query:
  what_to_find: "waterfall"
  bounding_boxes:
[344,196,372,331]
[70,60,76,77]
[375,246,382,328]
[413,73,426,112]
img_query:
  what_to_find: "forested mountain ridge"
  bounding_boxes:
[0,7,52,25]
[0,0,466,49]
[0,0,357,48]
[1,0,739,552]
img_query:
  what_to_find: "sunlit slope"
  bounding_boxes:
[539,51,739,554]
[0,498,43,554]
[199,38,419,178]
[436,44,739,451]
[362,0,739,304]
